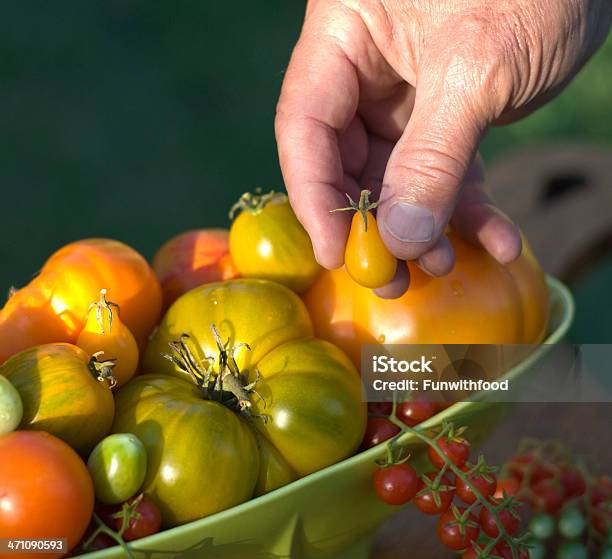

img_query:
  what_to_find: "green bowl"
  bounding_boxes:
[83,276,573,559]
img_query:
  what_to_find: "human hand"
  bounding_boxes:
[275,0,611,297]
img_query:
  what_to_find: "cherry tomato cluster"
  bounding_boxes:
[496,441,612,559]
[372,421,528,558]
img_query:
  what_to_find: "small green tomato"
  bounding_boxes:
[87,433,147,504]
[525,538,547,559]
[558,508,586,540]
[529,513,556,540]
[0,375,23,435]
[557,541,588,559]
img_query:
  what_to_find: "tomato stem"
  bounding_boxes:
[228,189,285,219]
[330,189,380,232]
[88,352,117,388]
[163,325,264,419]
[87,289,121,334]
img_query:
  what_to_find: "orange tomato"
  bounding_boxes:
[333,189,397,289]
[0,239,162,364]
[0,431,94,558]
[153,229,238,309]
[304,233,549,366]
[76,289,139,388]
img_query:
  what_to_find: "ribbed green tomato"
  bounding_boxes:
[87,433,147,505]
[137,279,365,523]
[0,375,23,435]
[229,191,321,293]
[0,343,114,454]
[113,374,259,527]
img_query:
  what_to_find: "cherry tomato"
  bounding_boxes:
[437,507,480,551]
[114,496,161,541]
[153,229,239,309]
[397,401,437,427]
[560,467,586,498]
[456,465,497,504]
[414,473,455,515]
[479,505,520,537]
[558,508,586,539]
[531,478,566,514]
[528,513,555,540]
[461,544,489,559]
[428,437,470,469]
[76,290,139,388]
[373,464,419,505]
[494,542,529,559]
[361,417,401,450]
[494,476,521,499]
[591,476,612,507]
[0,431,94,558]
[556,541,588,559]
[336,190,397,289]
[591,504,612,536]
[507,453,554,485]
[367,402,393,416]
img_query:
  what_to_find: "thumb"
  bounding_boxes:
[377,73,489,263]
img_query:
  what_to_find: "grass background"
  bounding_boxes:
[0,2,610,339]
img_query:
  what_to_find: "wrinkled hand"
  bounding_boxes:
[275,0,611,297]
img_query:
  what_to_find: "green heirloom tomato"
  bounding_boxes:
[0,343,114,454]
[229,191,321,293]
[113,374,259,527]
[140,279,366,521]
[0,375,23,435]
[87,433,147,505]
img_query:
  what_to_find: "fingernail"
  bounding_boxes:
[385,202,434,242]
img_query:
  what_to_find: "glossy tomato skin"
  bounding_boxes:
[0,343,114,455]
[414,473,455,515]
[144,279,365,476]
[397,401,437,427]
[229,195,321,293]
[361,417,401,450]
[456,466,497,504]
[0,375,23,435]
[373,464,419,505]
[253,434,297,496]
[153,229,239,309]
[344,212,397,289]
[304,233,549,365]
[428,438,470,469]
[115,496,161,541]
[0,239,162,363]
[479,506,520,537]
[0,431,94,558]
[113,374,259,527]
[437,508,480,550]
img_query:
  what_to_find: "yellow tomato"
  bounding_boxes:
[333,190,397,289]
[229,190,321,293]
[76,290,139,388]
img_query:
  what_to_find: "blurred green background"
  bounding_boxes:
[1,2,610,339]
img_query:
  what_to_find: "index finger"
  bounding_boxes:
[275,27,359,269]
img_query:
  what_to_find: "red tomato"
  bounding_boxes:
[560,467,586,498]
[114,496,161,541]
[437,507,480,550]
[494,476,521,499]
[462,544,491,559]
[456,465,497,504]
[361,417,401,450]
[414,473,455,515]
[591,506,611,536]
[373,464,419,505]
[479,505,520,537]
[367,402,393,416]
[429,437,470,469]
[590,476,612,507]
[531,478,566,514]
[0,431,94,558]
[495,542,529,559]
[507,453,554,485]
[153,229,239,310]
[397,401,437,427]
